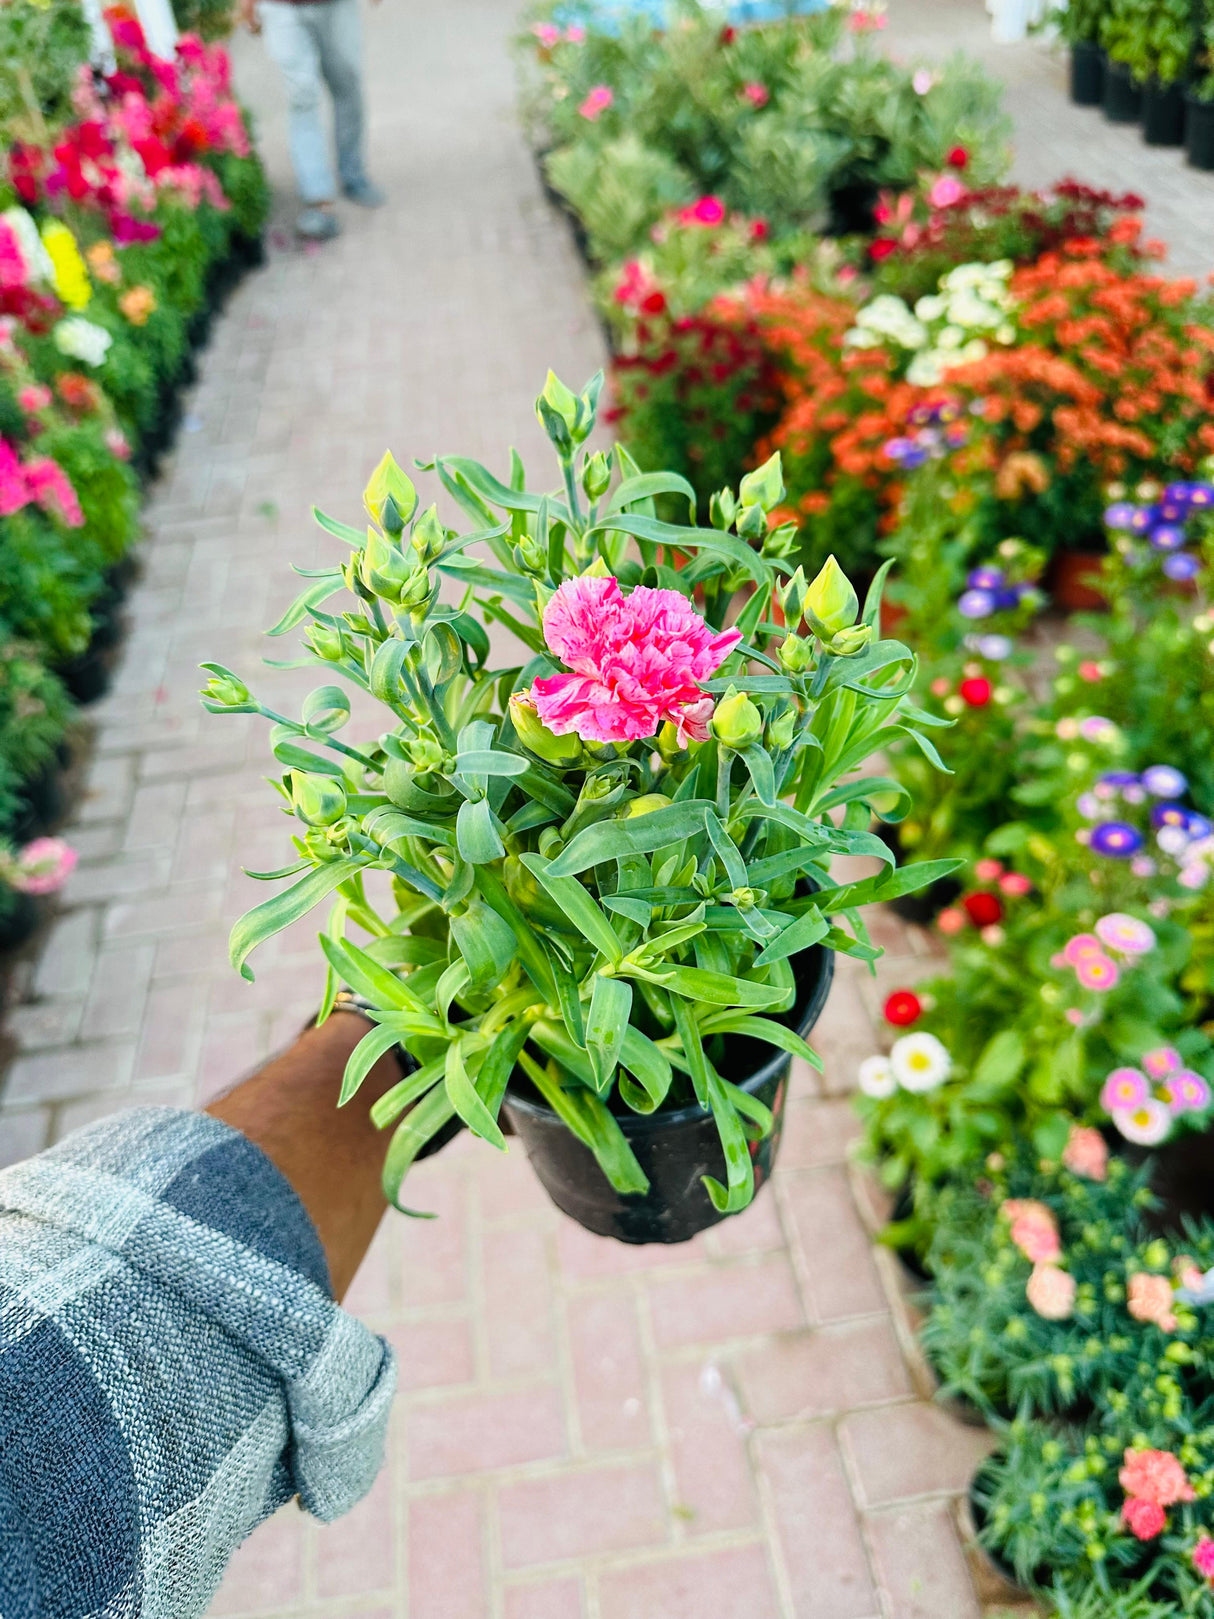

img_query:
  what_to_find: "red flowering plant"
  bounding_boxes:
[203,369,957,1224]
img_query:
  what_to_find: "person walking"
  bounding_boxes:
[239,0,385,241]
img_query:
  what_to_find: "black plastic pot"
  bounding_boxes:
[1069,41,1105,105]
[826,178,879,238]
[58,643,112,705]
[1142,78,1186,145]
[1187,93,1214,170]
[502,943,834,1244]
[0,891,38,955]
[9,761,65,844]
[1103,57,1143,122]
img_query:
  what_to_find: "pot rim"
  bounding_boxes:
[503,943,835,1137]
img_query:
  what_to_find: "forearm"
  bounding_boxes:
[206,1011,399,1301]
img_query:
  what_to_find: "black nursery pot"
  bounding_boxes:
[502,944,834,1245]
[0,891,39,955]
[1187,94,1214,170]
[1142,78,1187,145]
[1069,41,1105,105]
[826,178,880,238]
[1103,58,1143,123]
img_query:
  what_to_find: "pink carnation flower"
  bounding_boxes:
[17,384,51,413]
[928,175,965,209]
[741,82,770,108]
[578,85,613,120]
[531,575,739,745]
[1026,1263,1075,1320]
[12,836,78,895]
[1120,1447,1194,1508]
[679,195,727,227]
[1193,1535,1214,1582]
[1127,1272,1178,1333]
[1002,1199,1061,1264]
[1062,1125,1108,1181]
[936,906,965,935]
[532,21,561,46]
[999,872,1032,895]
[1122,1497,1166,1540]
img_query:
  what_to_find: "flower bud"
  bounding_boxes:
[509,690,581,766]
[824,621,874,657]
[763,520,798,559]
[804,556,859,641]
[739,452,785,513]
[303,822,352,862]
[777,566,808,625]
[778,631,813,673]
[767,707,797,749]
[411,503,445,562]
[409,733,446,773]
[536,369,580,452]
[199,663,253,711]
[305,623,350,662]
[711,687,763,750]
[582,449,611,500]
[363,450,418,535]
[736,501,767,541]
[709,487,737,531]
[623,792,672,818]
[360,528,413,603]
[289,769,348,827]
[513,534,547,575]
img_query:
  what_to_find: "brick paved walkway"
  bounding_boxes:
[2,3,1211,1615]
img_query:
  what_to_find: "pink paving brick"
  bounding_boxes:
[315,1458,396,1598]
[133,979,203,1082]
[496,1463,668,1570]
[756,1425,878,1619]
[781,1165,887,1321]
[703,1185,785,1258]
[481,1220,558,1379]
[597,1543,781,1619]
[733,1318,912,1423]
[206,1505,305,1615]
[396,1164,469,1307]
[779,1096,862,1172]
[556,1218,705,1282]
[386,1315,476,1393]
[477,1142,557,1219]
[341,1218,396,1317]
[565,1290,651,1453]
[504,1576,585,1619]
[646,1254,805,1350]
[659,1360,759,1535]
[865,1500,982,1619]
[408,1489,489,1619]
[408,1384,567,1480]
[840,1403,995,1508]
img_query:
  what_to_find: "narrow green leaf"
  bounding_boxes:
[586,974,632,1092]
[450,901,518,989]
[312,507,365,545]
[382,1086,455,1213]
[456,797,505,863]
[547,800,713,877]
[702,1072,755,1214]
[339,1023,405,1106]
[319,933,432,1016]
[521,853,624,963]
[698,1013,823,1070]
[229,857,364,980]
[267,575,345,637]
[445,1040,507,1149]
[669,995,711,1108]
[636,963,788,1009]
[753,907,828,969]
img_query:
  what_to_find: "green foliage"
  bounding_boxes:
[170,0,237,40]
[1103,0,1196,85]
[0,639,70,838]
[0,0,92,141]
[1050,0,1110,45]
[207,373,953,1212]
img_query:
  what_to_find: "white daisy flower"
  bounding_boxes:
[1112,1098,1172,1146]
[857,1055,896,1098]
[890,1032,952,1092]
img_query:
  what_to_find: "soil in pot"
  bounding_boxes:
[502,942,834,1244]
[874,823,962,924]
[1048,549,1106,613]
[1187,94,1214,170]
[1103,57,1143,122]
[1069,40,1104,105]
[1142,78,1186,145]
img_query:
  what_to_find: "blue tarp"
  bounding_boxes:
[554,0,828,27]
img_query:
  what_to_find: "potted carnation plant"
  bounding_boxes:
[203,371,954,1243]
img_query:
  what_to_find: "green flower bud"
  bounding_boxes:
[767,707,797,749]
[289,769,348,827]
[513,534,547,575]
[509,691,581,767]
[778,632,813,674]
[198,663,253,711]
[363,450,418,535]
[409,733,446,773]
[303,822,352,861]
[804,556,859,641]
[360,528,413,603]
[777,567,808,626]
[711,687,763,751]
[624,793,672,818]
[304,622,353,663]
[536,369,580,452]
[736,502,767,542]
[411,503,446,563]
[739,452,785,514]
[764,520,798,559]
[582,449,612,501]
[824,622,874,657]
[709,487,737,531]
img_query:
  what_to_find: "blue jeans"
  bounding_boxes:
[260,0,368,205]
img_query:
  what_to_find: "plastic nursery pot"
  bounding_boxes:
[1069,41,1105,106]
[1142,78,1187,146]
[1186,94,1214,170]
[1047,549,1107,613]
[0,891,39,955]
[826,178,880,238]
[502,944,834,1244]
[1103,58,1143,123]
[57,643,113,706]
[10,761,66,844]
[1114,1123,1214,1231]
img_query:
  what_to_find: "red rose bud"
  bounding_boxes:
[959,676,992,707]
[963,891,1003,928]
[947,146,969,168]
[869,238,898,262]
[883,990,922,1026]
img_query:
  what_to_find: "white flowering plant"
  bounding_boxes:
[844,259,1016,388]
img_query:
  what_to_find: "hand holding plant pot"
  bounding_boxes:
[204,371,954,1242]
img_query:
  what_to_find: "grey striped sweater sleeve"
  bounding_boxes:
[0,1106,397,1619]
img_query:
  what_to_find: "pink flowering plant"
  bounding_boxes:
[204,370,955,1213]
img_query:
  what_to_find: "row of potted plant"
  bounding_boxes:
[0,0,268,951]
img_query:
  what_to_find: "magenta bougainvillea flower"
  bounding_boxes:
[530,575,739,745]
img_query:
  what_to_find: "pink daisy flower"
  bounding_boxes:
[1095,912,1156,956]
[1143,1046,1182,1079]
[531,575,739,745]
[1163,1071,1212,1113]
[1062,933,1104,966]
[578,85,614,120]
[1075,953,1119,991]
[1101,1067,1149,1111]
